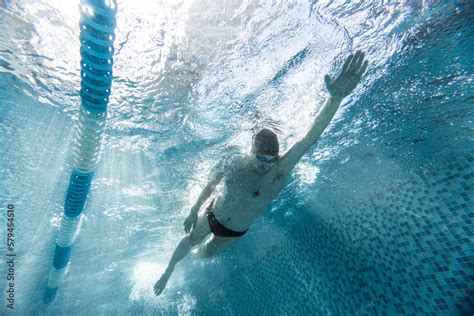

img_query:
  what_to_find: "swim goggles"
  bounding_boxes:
[255,154,278,164]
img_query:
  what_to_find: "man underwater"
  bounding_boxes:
[154,50,369,296]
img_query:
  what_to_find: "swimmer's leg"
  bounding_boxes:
[154,212,210,296]
[199,235,237,258]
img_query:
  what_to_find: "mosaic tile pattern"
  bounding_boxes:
[193,153,474,315]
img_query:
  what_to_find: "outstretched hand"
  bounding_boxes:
[325,50,368,100]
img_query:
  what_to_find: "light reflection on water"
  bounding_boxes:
[2,0,417,138]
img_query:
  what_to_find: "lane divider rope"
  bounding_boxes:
[43,0,117,304]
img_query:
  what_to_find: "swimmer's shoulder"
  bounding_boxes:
[222,145,245,167]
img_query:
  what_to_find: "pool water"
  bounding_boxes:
[0,0,473,314]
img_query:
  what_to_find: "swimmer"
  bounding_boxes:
[154,50,369,296]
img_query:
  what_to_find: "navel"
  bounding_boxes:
[253,190,260,197]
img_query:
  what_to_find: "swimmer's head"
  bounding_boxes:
[252,128,279,158]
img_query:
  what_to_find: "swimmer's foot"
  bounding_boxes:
[153,273,170,296]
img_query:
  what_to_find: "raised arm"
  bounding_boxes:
[279,50,368,173]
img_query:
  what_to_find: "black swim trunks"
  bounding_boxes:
[206,200,247,237]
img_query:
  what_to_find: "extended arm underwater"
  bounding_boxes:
[279,50,369,174]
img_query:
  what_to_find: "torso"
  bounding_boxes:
[209,154,288,232]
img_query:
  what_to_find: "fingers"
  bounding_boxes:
[357,60,369,76]
[354,51,365,71]
[341,54,353,73]
[324,74,331,87]
[348,50,362,72]
[346,50,368,76]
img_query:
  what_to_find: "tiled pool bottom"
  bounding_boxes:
[194,153,473,315]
